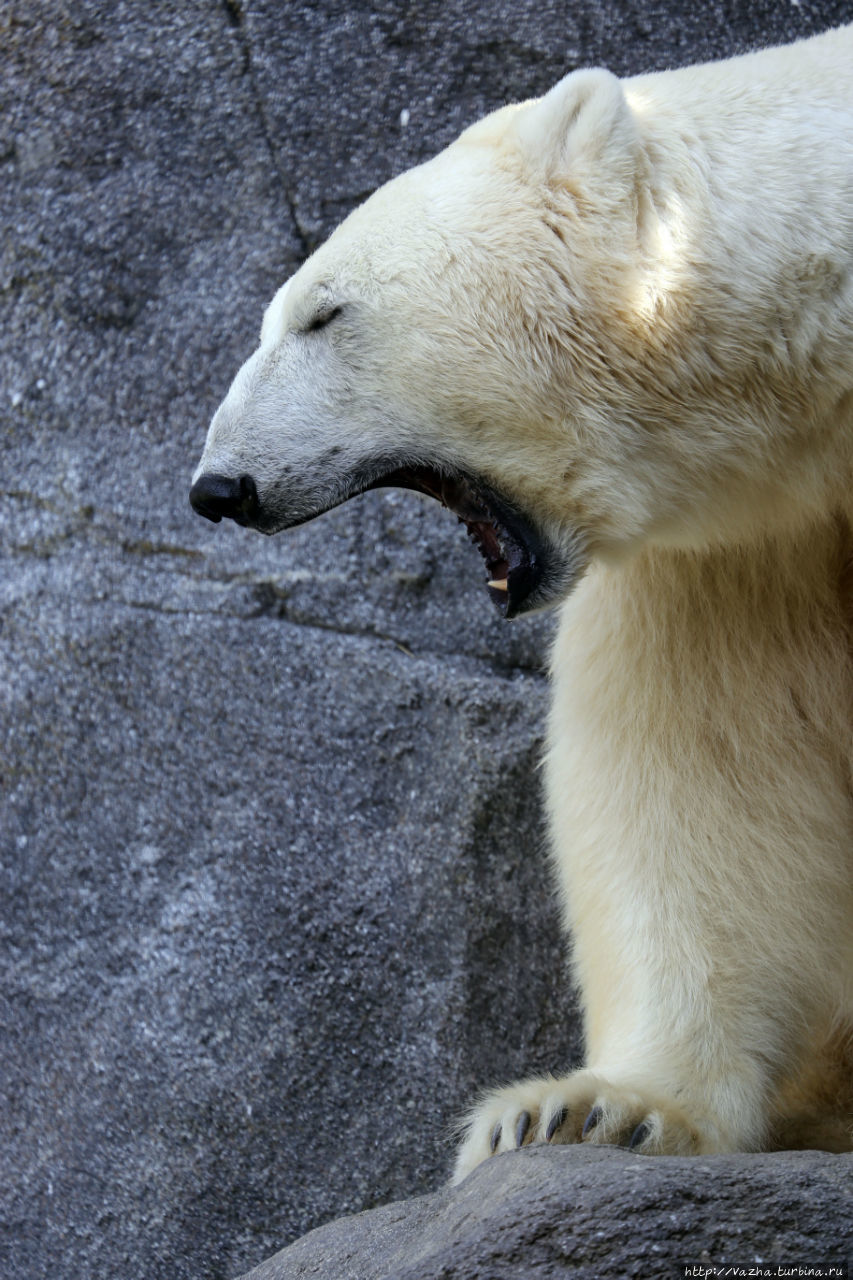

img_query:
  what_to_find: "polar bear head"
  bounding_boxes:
[191,69,755,616]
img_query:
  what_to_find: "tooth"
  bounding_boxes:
[488,578,508,592]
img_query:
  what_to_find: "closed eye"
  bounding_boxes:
[304,305,342,333]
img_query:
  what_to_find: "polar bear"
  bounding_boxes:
[190,24,853,1175]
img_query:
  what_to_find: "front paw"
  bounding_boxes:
[453,1070,702,1182]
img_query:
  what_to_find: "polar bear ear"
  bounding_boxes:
[514,68,640,193]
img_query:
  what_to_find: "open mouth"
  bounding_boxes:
[191,458,577,619]
[363,464,550,620]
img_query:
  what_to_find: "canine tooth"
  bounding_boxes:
[488,578,508,592]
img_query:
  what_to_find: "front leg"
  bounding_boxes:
[456,544,853,1180]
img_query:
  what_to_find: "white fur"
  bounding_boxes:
[194,25,853,1176]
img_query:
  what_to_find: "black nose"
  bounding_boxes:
[189,473,260,525]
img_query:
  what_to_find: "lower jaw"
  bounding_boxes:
[255,461,583,617]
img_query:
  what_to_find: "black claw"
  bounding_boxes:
[514,1110,531,1148]
[545,1106,568,1142]
[489,1122,502,1154]
[582,1105,603,1138]
[628,1121,651,1149]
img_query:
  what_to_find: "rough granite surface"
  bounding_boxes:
[2,3,851,1279]
[239,1146,853,1280]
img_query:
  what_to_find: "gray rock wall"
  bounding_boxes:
[2,3,850,1279]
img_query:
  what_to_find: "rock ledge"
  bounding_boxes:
[239,1144,853,1280]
